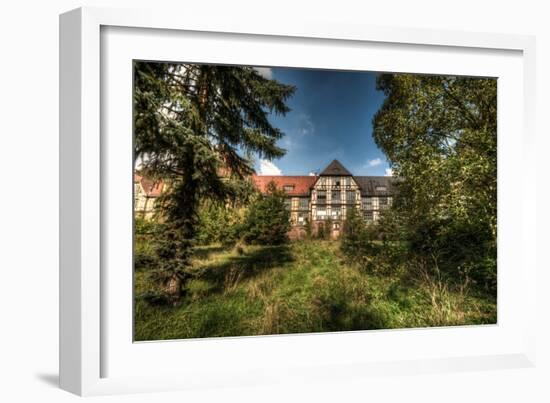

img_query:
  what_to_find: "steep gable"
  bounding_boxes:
[319,159,353,176]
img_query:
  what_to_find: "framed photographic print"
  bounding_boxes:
[60,6,537,396]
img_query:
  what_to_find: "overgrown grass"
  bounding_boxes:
[134,240,496,341]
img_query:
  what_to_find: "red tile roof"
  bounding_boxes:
[134,174,164,197]
[252,175,317,196]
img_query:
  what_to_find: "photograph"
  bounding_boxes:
[1,0,545,399]
[133,62,497,341]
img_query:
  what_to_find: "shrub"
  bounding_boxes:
[196,201,244,247]
[134,218,160,271]
[135,241,158,271]
[304,216,312,239]
[316,222,326,240]
[406,217,496,294]
[324,218,334,240]
[135,217,160,237]
[340,207,377,267]
[242,182,290,245]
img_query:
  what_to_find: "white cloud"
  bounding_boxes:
[368,158,382,167]
[254,67,273,79]
[258,159,282,175]
[281,136,294,150]
[297,113,315,136]
[385,168,394,176]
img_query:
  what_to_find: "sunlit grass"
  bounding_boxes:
[134,240,496,341]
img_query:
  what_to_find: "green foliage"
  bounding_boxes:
[134,218,160,271]
[134,240,496,341]
[315,218,333,240]
[324,218,333,240]
[133,62,295,299]
[135,217,160,237]
[186,279,215,301]
[135,241,158,271]
[341,207,364,250]
[372,74,497,294]
[304,216,313,239]
[196,201,244,247]
[134,63,296,174]
[316,222,326,240]
[341,207,374,266]
[242,182,290,245]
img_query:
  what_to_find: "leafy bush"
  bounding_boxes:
[316,222,326,240]
[135,241,158,271]
[371,74,497,296]
[134,218,160,271]
[324,218,333,240]
[314,218,334,240]
[304,216,312,239]
[241,182,290,245]
[196,201,244,247]
[340,208,378,268]
[135,217,160,237]
[405,216,496,294]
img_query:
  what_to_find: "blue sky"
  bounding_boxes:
[253,67,391,177]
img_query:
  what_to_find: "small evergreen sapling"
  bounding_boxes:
[242,182,291,245]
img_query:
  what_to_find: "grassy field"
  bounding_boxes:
[134,240,496,341]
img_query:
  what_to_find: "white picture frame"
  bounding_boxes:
[59,6,537,396]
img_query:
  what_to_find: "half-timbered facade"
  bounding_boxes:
[252,160,394,239]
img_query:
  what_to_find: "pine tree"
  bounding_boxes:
[340,206,380,268]
[242,182,290,245]
[134,63,295,300]
[341,207,366,259]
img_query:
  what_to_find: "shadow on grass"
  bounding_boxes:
[194,245,294,292]
[192,244,231,260]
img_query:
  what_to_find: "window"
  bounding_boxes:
[333,222,340,230]
[298,212,308,224]
[331,207,341,218]
[317,190,326,202]
[284,198,291,210]
[331,191,340,203]
[346,191,356,202]
[283,185,295,193]
[362,197,373,210]
[364,211,374,222]
[316,208,326,220]
[299,198,309,210]
[375,186,387,192]
[335,179,340,187]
